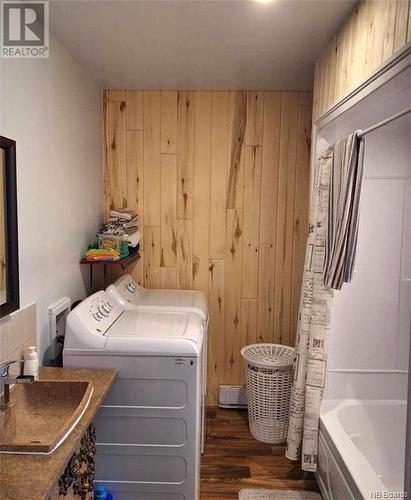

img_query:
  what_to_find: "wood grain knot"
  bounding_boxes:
[179,238,186,260]
[233,313,239,327]
[192,256,199,279]
[172,231,177,255]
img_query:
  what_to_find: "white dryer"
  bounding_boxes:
[106,273,209,452]
[63,291,204,500]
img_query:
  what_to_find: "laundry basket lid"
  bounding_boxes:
[241,343,295,370]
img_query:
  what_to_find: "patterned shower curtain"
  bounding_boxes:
[285,133,365,472]
[285,147,334,472]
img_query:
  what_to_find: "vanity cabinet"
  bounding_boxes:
[1,368,115,500]
[49,423,96,500]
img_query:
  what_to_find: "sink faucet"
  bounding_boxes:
[0,360,34,410]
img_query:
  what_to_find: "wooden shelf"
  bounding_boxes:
[80,246,140,287]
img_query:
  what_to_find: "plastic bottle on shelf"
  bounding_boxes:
[23,346,39,380]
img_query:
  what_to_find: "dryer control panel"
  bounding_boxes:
[109,273,145,305]
[75,291,123,335]
[125,280,138,293]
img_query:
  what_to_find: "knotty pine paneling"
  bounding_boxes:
[177,91,195,219]
[274,93,299,347]
[143,91,161,226]
[313,0,411,120]
[193,92,212,293]
[224,208,243,385]
[208,258,225,404]
[104,93,127,210]
[160,153,177,267]
[210,92,230,259]
[104,90,312,404]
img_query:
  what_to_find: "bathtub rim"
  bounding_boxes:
[320,398,404,499]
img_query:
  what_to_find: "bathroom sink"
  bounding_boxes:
[0,380,93,454]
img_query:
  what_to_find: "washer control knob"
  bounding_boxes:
[97,306,108,317]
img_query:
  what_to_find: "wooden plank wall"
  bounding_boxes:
[104,90,312,404]
[313,0,411,120]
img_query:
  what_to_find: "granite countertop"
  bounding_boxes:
[0,367,116,500]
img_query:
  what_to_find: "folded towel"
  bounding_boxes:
[124,230,141,248]
[85,248,120,261]
[125,226,138,236]
[123,217,138,229]
[110,208,137,221]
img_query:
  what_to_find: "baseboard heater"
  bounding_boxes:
[218,385,248,409]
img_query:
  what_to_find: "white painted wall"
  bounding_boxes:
[0,33,103,362]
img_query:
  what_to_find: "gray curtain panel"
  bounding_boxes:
[323,132,365,290]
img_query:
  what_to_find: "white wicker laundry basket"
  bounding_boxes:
[241,343,295,444]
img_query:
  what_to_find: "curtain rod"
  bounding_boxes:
[358,106,411,138]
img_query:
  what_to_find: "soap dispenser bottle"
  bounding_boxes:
[23,346,39,380]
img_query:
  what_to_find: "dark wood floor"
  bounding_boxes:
[201,407,319,499]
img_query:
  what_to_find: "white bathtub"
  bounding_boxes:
[316,399,407,500]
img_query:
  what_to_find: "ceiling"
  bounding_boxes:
[49,0,357,90]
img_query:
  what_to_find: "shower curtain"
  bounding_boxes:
[286,133,364,472]
[285,147,334,471]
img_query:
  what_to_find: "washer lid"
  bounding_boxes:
[139,289,208,320]
[104,310,203,356]
[105,310,203,343]
[107,273,208,321]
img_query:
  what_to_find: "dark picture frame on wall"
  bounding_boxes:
[0,135,19,318]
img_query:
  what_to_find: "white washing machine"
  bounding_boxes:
[106,273,209,453]
[63,291,204,500]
